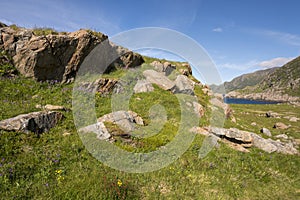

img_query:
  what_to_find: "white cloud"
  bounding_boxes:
[259,30,300,46]
[218,60,259,71]
[258,57,294,68]
[212,27,223,32]
[0,0,121,35]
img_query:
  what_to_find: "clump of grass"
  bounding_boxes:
[0,51,18,77]
[8,24,20,31]
[0,63,17,77]
[33,27,58,36]
[86,29,107,39]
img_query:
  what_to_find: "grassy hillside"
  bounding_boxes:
[0,58,300,199]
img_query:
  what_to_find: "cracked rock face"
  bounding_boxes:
[0,27,144,83]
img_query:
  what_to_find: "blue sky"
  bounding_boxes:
[1,0,300,83]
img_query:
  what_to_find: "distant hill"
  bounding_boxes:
[210,67,278,93]
[225,56,300,102]
[256,56,300,97]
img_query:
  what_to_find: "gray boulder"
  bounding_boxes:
[200,126,298,154]
[143,70,176,91]
[98,110,144,133]
[210,127,253,147]
[0,111,64,133]
[150,61,176,76]
[79,122,111,140]
[133,79,154,93]
[173,75,195,95]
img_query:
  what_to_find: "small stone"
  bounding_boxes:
[251,122,257,126]
[273,122,289,130]
[35,104,43,109]
[266,112,272,118]
[192,101,205,117]
[32,94,39,99]
[289,117,299,122]
[63,132,72,136]
[44,104,66,111]
[260,128,272,137]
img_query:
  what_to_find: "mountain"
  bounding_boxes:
[226,56,300,102]
[257,56,300,97]
[210,67,278,93]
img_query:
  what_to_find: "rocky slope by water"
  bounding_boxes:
[213,56,300,102]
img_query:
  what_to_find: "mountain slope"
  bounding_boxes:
[257,56,300,97]
[226,56,300,102]
[210,67,278,93]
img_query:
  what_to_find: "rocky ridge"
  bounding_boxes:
[0,25,144,83]
[210,67,278,93]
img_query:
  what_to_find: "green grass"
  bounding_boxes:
[8,24,20,31]
[0,65,300,199]
[225,103,300,139]
[32,27,59,36]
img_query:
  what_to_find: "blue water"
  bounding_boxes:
[224,98,281,104]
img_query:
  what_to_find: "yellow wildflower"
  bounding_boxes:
[117,179,122,187]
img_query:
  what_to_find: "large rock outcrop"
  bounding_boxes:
[0,111,64,133]
[0,26,144,82]
[191,126,298,155]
